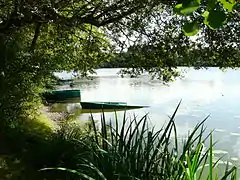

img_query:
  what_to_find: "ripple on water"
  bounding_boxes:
[213,150,229,155]
[230,132,240,136]
[230,157,238,161]
[214,129,227,132]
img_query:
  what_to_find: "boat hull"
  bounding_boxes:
[80,102,147,110]
[42,89,81,102]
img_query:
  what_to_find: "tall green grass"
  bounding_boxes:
[41,102,238,180]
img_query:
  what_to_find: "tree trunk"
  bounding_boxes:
[30,23,42,52]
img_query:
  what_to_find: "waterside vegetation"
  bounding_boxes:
[0,103,238,179]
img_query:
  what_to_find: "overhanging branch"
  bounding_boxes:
[30,22,41,52]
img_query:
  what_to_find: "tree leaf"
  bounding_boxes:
[174,4,185,15]
[218,0,237,12]
[201,11,210,17]
[174,1,202,15]
[182,0,201,5]
[182,21,200,36]
[181,0,201,15]
[204,10,227,29]
[207,0,217,10]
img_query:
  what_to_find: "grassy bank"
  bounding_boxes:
[0,103,238,179]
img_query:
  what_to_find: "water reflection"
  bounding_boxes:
[74,77,100,90]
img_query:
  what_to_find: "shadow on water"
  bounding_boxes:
[53,76,101,91]
[50,103,147,114]
[72,77,101,90]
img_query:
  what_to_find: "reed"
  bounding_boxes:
[41,102,238,179]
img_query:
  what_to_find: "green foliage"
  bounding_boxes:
[0,1,115,126]
[0,0,179,120]
[0,113,90,179]
[0,116,53,179]
[34,24,113,74]
[182,21,200,36]
[204,10,227,30]
[218,0,237,12]
[174,4,186,15]
[174,0,239,36]
[110,2,239,78]
[103,1,239,79]
[176,0,201,15]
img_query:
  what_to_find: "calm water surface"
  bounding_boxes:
[56,68,240,161]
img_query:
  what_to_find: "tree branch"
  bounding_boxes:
[30,22,41,52]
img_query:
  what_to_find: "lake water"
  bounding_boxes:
[55,68,240,162]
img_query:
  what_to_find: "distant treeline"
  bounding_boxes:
[100,54,127,68]
[100,45,240,69]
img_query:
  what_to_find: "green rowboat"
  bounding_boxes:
[80,101,148,110]
[42,89,81,102]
